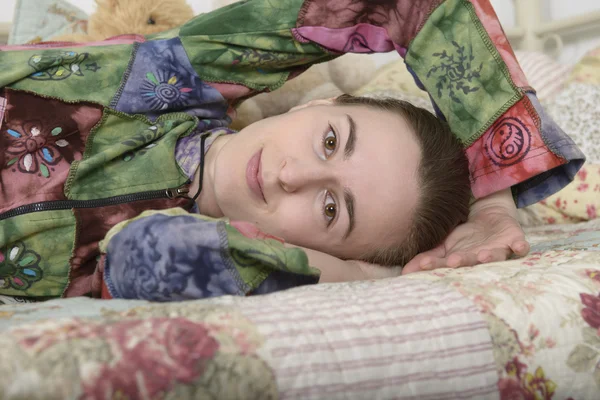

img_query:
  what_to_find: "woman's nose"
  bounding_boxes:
[278,157,332,193]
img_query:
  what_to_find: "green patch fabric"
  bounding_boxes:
[406,0,520,144]
[2,45,133,106]
[179,0,304,37]
[223,223,317,290]
[0,210,74,297]
[66,110,196,200]
[180,1,334,91]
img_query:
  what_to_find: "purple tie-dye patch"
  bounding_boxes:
[175,127,236,180]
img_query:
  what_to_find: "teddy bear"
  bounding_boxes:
[51,0,194,43]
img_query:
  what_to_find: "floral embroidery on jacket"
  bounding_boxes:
[28,51,91,81]
[4,121,72,178]
[0,242,43,290]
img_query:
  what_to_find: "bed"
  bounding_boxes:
[1,1,600,399]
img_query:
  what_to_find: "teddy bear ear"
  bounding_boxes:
[95,0,119,10]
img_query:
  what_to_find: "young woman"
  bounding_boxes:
[0,0,584,301]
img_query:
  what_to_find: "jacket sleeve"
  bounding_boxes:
[174,0,584,207]
[288,0,585,207]
[99,209,319,302]
[1,0,584,207]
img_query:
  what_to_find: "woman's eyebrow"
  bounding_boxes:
[342,114,357,240]
[344,114,357,160]
[343,187,356,240]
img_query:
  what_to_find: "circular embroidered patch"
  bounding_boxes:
[486,117,531,167]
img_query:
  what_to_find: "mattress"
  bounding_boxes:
[1,219,600,399]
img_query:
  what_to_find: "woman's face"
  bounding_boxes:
[205,100,422,260]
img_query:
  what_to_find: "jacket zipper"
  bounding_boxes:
[0,186,191,221]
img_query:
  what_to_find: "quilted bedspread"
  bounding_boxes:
[1,219,600,399]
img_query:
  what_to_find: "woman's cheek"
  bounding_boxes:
[265,205,315,245]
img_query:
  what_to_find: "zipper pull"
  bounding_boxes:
[165,186,190,199]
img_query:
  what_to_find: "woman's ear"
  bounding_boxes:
[288,97,337,113]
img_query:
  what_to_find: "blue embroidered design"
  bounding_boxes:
[141,71,193,111]
[114,38,227,117]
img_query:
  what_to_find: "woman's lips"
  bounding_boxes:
[246,149,266,203]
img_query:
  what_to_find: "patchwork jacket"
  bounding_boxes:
[0,0,584,301]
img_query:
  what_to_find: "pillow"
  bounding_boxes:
[353,59,429,100]
[542,45,600,164]
[569,45,600,84]
[518,164,600,226]
[544,83,600,164]
[514,50,572,101]
[518,45,600,227]
[8,0,88,45]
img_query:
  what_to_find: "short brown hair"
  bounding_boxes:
[334,94,471,266]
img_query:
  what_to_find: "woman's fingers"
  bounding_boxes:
[420,257,452,271]
[402,245,446,274]
[477,248,510,264]
[446,252,479,268]
[407,239,530,275]
[511,240,530,257]
[422,248,509,272]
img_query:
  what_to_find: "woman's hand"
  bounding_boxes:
[402,189,530,275]
[231,220,402,283]
[289,244,401,283]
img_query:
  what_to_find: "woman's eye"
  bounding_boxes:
[323,128,337,158]
[147,17,156,25]
[323,192,337,225]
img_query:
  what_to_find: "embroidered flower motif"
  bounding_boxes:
[0,242,43,290]
[5,122,71,178]
[141,71,193,111]
[29,51,89,81]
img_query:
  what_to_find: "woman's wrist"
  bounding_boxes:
[469,188,518,218]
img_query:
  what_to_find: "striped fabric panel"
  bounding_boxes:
[230,278,499,400]
[515,51,572,101]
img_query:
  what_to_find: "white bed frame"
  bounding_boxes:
[507,0,600,55]
[0,22,9,44]
[0,0,600,52]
